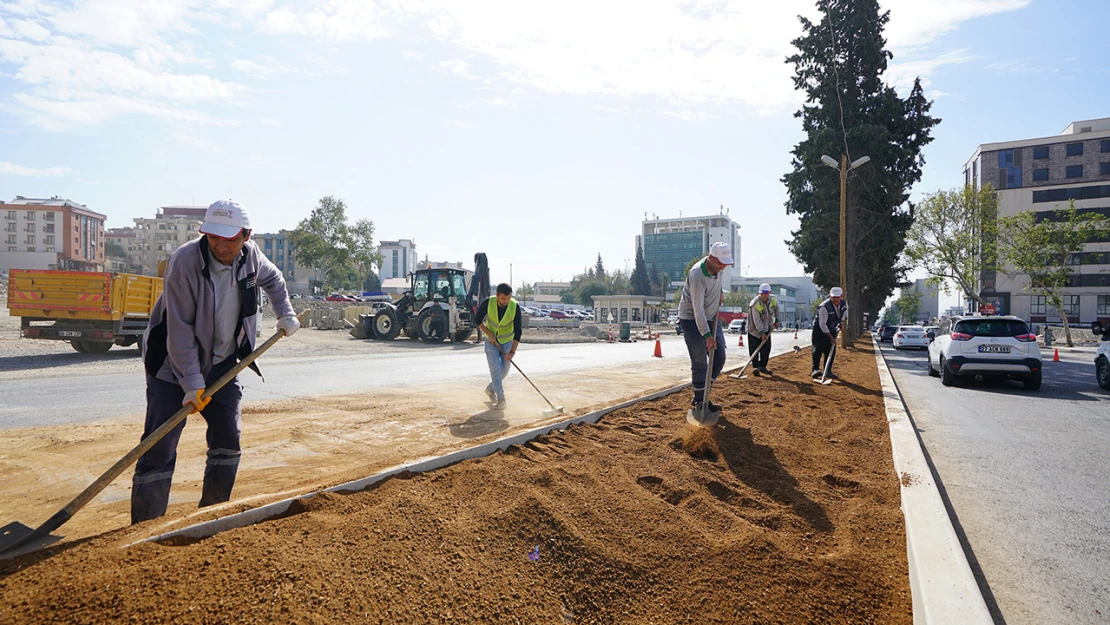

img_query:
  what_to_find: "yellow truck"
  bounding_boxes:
[7,269,162,353]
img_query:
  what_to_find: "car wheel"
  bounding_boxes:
[81,341,113,354]
[928,354,940,377]
[71,340,86,353]
[454,328,473,343]
[1023,370,1042,391]
[372,309,400,341]
[1096,357,1110,390]
[940,357,955,387]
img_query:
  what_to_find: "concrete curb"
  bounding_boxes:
[131,347,804,548]
[519,336,597,344]
[871,338,993,625]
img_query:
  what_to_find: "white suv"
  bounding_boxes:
[927,315,1042,390]
[1093,321,1110,390]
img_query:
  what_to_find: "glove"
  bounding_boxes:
[277,314,300,337]
[182,389,212,414]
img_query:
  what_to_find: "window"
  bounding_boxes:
[4,223,13,232]
[45,247,55,252]
[44,235,54,245]
[1103,140,1110,153]
[1062,295,1080,316]
[1033,168,1049,181]
[1102,163,1110,176]
[997,149,1022,189]
[44,212,54,221]
[6,246,14,252]
[5,235,14,244]
[1066,165,1083,178]
[25,235,34,245]
[25,211,35,220]
[44,224,54,233]
[1033,146,1049,159]
[1067,143,1084,157]
[5,210,15,220]
[1098,295,1110,315]
[1033,184,1110,203]
[26,246,35,252]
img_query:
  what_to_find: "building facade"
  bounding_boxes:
[105,227,143,273]
[906,279,940,324]
[964,117,1110,325]
[378,239,416,281]
[591,295,664,325]
[128,206,205,275]
[256,230,319,296]
[638,209,741,290]
[2,196,106,273]
[730,279,799,327]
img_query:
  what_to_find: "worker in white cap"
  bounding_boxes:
[678,241,734,412]
[811,287,847,378]
[131,199,300,523]
[747,283,780,375]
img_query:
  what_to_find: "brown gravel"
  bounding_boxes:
[0,340,910,625]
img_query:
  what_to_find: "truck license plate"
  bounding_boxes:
[58,331,82,337]
[978,345,1010,353]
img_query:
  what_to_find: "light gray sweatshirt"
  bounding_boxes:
[143,237,294,396]
[678,258,722,337]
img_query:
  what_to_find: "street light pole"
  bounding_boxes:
[821,153,870,348]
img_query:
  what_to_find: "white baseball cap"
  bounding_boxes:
[830,287,843,297]
[759,283,772,293]
[200,199,251,239]
[709,242,734,265]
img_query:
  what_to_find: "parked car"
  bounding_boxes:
[927,315,1042,390]
[727,319,745,334]
[879,325,897,342]
[326,293,357,302]
[892,325,929,350]
[1093,321,1110,390]
[548,310,569,320]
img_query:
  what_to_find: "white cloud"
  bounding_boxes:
[445,120,471,130]
[257,116,281,126]
[485,96,510,107]
[174,132,224,152]
[0,160,71,177]
[402,50,423,61]
[987,58,1044,74]
[231,55,292,79]
[883,0,1031,51]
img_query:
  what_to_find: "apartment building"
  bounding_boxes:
[637,208,741,290]
[964,117,1110,325]
[1,196,106,273]
[128,206,206,275]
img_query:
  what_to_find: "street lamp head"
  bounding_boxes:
[849,155,871,170]
[820,155,839,169]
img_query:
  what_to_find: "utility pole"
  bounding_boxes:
[822,153,871,348]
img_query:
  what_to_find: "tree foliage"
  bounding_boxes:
[905,184,998,307]
[288,196,382,293]
[997,201,1110,346]
[631,245,652,295]
[560,254,632,306]
[783,0,939,341]
[894,288,923,323]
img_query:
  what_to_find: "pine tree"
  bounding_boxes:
[594,254,606,279]
[783,0,939,341]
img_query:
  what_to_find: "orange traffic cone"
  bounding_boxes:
[653,339,663,358]
[1053,348,1060,362]
[738,333,744,347]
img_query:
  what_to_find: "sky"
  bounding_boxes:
[1,0,1108,307]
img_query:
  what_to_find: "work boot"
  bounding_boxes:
[811,370,821,378]
[706,400,722,412]
[827,373,839,380]
[493,398,507,410]
[759,367,773,375]
[485,385,496,401]
[752,369,761,376]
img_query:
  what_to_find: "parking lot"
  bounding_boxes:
[878,341,1110,624]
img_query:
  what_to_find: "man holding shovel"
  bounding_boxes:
[811,287,847,379]
[678,242,734,413]
[477,283,522,409]
[132,200,299,524]
[747,283,779,376]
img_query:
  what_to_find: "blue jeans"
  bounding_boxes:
[131,357,243,524]
[485,339,512,400]
[680,318,727,404]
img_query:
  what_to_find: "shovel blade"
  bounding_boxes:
[542,406,565,418]
[820,378,834,385]
[0,521,61,559]
[686,407,720,427]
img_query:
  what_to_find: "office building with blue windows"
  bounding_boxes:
[964,117,1110,325]
[637,210,741,293]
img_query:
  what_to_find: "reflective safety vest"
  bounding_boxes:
[486,297,518,344]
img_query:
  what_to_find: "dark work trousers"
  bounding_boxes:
[680,318,727,405]
[747,332,772,369]
[812,332,836,373]
[131,357,243,524]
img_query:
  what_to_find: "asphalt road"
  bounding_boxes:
[0,330,807,429]
[878,342,1110,625]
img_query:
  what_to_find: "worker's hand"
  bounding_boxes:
[826,332,835,342]
[182,389,212,414]
[277,315,300,337]
[705,335,717,352]
[505,350,515,362]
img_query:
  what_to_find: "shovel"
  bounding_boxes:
[0,309,309,558]
[480,324,565,418]
[727,334,770,379]
[819,342,838,385]
[687,320,721,427]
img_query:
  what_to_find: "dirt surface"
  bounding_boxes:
[0,341,910,624]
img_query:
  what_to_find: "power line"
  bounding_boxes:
[823,0,852,163]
